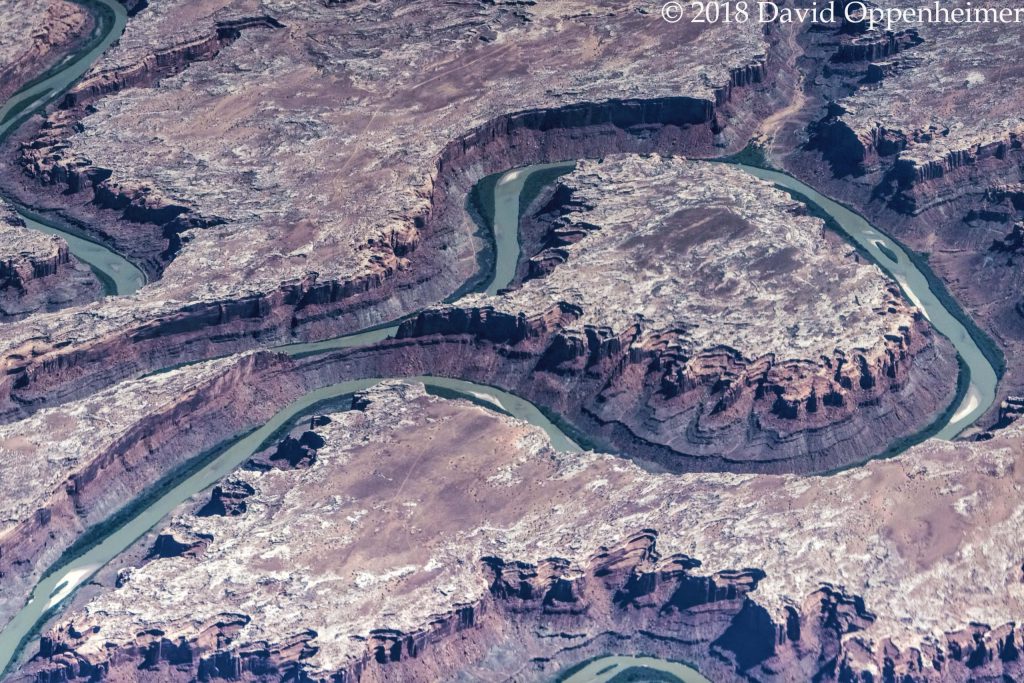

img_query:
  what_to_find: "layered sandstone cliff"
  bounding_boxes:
[0,350,306,632]
[0,0,91,103]
[785,1,1022,421]
[13,381,1024,682]
[0,0,782,422]
[0,201,100,320]
[395,155,959,472]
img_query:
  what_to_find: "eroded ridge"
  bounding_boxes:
[397,155,959,472]
[0,0,778,422]
[0,350,305,630]
[12,381,1024,682]
[784,3,1021,424]
[0,201,100,320]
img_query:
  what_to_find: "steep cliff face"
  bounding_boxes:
[392,156,959,473]
[0,0,782,423]
[0,351,305,631]
[781,3,1023,426]
[14,383,1024,683]
[0,203,101,320]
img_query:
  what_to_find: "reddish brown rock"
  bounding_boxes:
[11,381,1024,682]
[0,201,101,320]
[0,0,786,422]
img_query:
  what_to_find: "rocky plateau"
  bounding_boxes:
[391,155,959,472]
[12,381,1024,682]
[0,1,1022,683]
[0,0,782,421]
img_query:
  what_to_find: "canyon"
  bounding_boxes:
[0,0,90,103]
[0,0,1022,681]
[395,155,959,472]
[0,201,100,320]
[782,0,1023,425]
[0,0,779,423]
[12,381,1024,682]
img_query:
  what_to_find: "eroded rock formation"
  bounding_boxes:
[0,201,100,320]
[0,0,783,422]
[395,155,959,472]
[780,1,1024,424]
[13,381,1024,682]
[0,350,306,630]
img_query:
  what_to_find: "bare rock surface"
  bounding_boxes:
[0,0,778,419]
[783,6,1024,421]
[0,0,90,102]
[818,7,1023,184]
[15,381,1024,682]
[0,200,101,320]
[0,350,306,631]
[398,155,958,472]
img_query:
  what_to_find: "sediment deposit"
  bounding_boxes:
[396,155,959,472]
[0,201,100,320]
[0,0,780,420]
[14,381,1024,682]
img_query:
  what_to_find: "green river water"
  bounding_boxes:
[0,0,1003,679]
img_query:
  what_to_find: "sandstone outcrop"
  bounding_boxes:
[13,381,1024,682]
[0,201,101,320]
[0,0,91,103]
[395,155,959,472]
[0,0,783,420]
[0,350,306,632]
[781,2,1023,422]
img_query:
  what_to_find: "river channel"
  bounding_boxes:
[0,0,146,297]
[0,0,1003,678]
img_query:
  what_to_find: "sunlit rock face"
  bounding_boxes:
[398,155,959,473]
[14,382,1024,683]
[788,4,1024,420]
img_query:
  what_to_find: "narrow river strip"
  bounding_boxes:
[0,371,582,675]
[735,164,999,439]
[0,0,146,297]
[558,655,709,683]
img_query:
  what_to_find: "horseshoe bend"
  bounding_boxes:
[0,1,1020,681]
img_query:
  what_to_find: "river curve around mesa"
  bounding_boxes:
[0,372,582,673]
[736,164,998,439]
[0,0,1000,677]
[0,0,146,297]
[4,2,997,436]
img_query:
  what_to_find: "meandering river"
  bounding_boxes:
[0,0,1003,678]
[0,0,146,297]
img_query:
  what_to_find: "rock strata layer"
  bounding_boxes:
[13,381,1024,683]
[783,3,1024,421]
[396,155,959,472]
[0,201,100,320]
[0,351,306,630]
[0,0,781,421]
